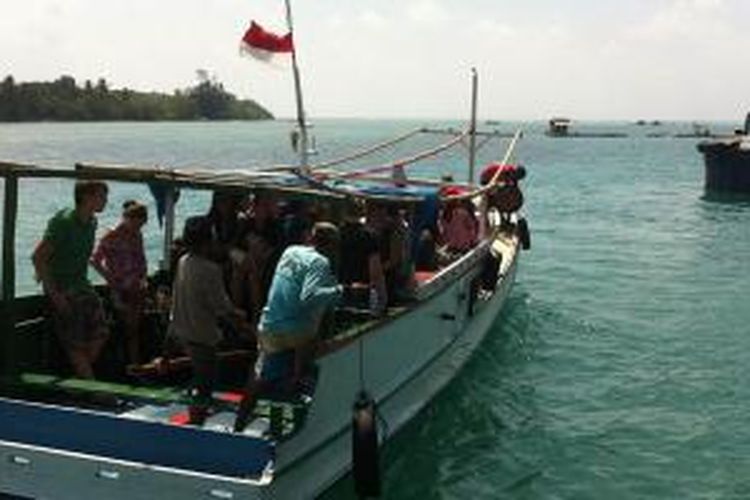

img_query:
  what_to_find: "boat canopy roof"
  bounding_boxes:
[0,161,426,204]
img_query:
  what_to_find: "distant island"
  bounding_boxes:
[0,73,273,122]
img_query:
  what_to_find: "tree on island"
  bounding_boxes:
[0,72,273,122]
[190,69,237,120]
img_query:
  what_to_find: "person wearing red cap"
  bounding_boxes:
[479,163,526,228]
[479,163,526,187]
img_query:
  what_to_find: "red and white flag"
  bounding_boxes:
[240,21,293,61]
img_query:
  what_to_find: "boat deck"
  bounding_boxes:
[1,357,319,446]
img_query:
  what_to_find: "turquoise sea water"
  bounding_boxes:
[2,120,749,499]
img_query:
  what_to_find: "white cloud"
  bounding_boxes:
[406,0,450,25]
[626,0,728,40]
[475,20,517,39]
[358,10,388,30]
[692,0,724,9]
[1,0,750,120]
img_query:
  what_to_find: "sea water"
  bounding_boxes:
[2,119,749,499]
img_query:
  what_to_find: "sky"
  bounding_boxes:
[1,0,749,121]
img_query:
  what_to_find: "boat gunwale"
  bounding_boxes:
[315,236,495,358]
[0,437,274,486]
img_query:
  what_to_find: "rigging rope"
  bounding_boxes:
[261,127,424,173]
[310,127,425,171]
[324,128,470,180]
[358,338,365,392]
[260,125,520,203]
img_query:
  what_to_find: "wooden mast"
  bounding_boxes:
[284,0,309,170]
[468,67,479,185]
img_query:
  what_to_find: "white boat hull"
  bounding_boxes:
[0,233,520,500]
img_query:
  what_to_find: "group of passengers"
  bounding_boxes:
[32,181,148,380]
[31,177,502,424]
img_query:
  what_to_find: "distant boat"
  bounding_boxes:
[546,117,572,137]
[696,113,750,193]
[635,119,663,127]
[290,129,319,156]
[307,135,318,156]
[545,117,627,138]
[675,122,713,138]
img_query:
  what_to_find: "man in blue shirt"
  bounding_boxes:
[234,221,342,431]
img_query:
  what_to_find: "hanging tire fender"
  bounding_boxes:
[352,391,381,498]
[517,217,531,250]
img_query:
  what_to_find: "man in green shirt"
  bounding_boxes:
[32,180,110,379]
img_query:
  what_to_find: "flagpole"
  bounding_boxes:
[468,67,478,185]
[284,0,309,169]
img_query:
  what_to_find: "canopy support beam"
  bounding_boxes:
[1,173,18,376]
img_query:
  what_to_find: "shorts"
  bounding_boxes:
[257,330,317,354]
[54,289,109,350]
[111,287,143,313]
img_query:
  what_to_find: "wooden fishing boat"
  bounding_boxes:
[0,4,529,496]
[0,116,528,500]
